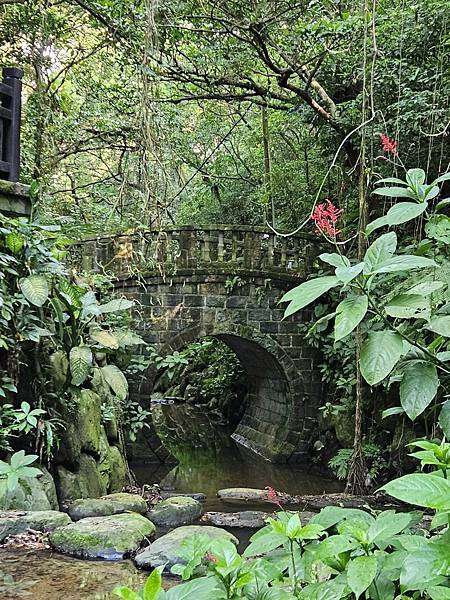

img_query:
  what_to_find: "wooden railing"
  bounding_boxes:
[0,67,23,182]
[73,225,319,277]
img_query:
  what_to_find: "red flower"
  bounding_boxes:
[205,551,218,564]
[311,200,343,238]
[266,486,283,508]
[380,133,398,156]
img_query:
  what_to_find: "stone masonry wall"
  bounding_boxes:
[114,271,323,463]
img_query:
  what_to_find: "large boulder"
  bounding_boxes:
[68,493,147,521]
[201,511,271,529]
[55,454,104,503]
[77,389,103,456]
[0,467,58,511]
[107,445,128,492]
[49,513,155,560]
[134,525,238,571]
[148,496,202,528]
[217,488,275,505]
[0,510,72,542]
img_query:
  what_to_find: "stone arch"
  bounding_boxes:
[157,323,300,462]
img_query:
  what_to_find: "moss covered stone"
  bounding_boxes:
[0,467,58,511]
[49,513,155,560]
[77,389,103,456]
[107,445,128,492]
[134,525,238,570]
[0,510,72,542]
[148,496,202,527]
[69,493,147,520]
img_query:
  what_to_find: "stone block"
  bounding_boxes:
[259,321,279,334]
[226,296,247,308]
[205,296,225,308]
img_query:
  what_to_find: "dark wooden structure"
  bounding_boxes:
[0,67,23,183]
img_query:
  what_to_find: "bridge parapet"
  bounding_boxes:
[73,225,319,278]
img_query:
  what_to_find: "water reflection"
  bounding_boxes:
[133,403,342,512]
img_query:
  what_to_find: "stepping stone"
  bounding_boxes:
[160,492,207,502]
[68,492,147,520]
[148,496,203,527]
[49,513,155,560]
[217,487,283,505]
[134,525,238,571]
[0,510,72,542]
[201,510,272,529]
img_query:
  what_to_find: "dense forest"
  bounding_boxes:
[0,1,449,598]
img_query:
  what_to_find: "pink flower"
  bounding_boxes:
[311,200,343,238]
[205,551,218,563]
[380,133,398,156]
[266,486,283,508]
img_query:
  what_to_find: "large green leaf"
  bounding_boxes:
[363,232,397,273]
[381,473,450,510]
[439,400,450,438]
[365,216,389,236]
[281,276,340,318]
[99,298,134,314]
[384,294,429,318]
[406,168,426,188]
[367,510,411,545]
[369,255,436,274]
[384,201,428,226]
[406,281,445,295]
[335,263,364,286]
[425,316,450,338]
[347,555,378,599]
[69,346,93,386]
[372,186,412,198]
[19,275,49,307]
[400,361,439,420]
[143,567,164,600]
[360,331,403,385]
[90,330,120,349]
[319,253,350,268]
[101,364,128,400]
[165,576,219,599]
[334,295,368,342]
[5,231,24,254]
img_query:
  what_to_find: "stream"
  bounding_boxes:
[0,405,342,599]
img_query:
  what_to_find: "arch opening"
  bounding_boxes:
[149,333,295,463]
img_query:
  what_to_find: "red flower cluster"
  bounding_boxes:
[311,200,343,238]
[380,133,398,156]
[266,486,283,508]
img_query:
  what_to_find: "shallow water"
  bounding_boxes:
[0,549,147,599]
[0,404,342,599]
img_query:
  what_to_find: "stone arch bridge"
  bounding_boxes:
[74,226,324,463]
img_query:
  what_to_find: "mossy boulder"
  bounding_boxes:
[49,513,155,560]
[0,467,58,511]
[77,389,103,456]
[134,525,238,570]
[0,510,72,542]
[68,493,147,521]
[148,496,202,527]
[55,455,103,503]
[107,445,128,492]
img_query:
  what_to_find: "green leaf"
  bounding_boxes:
[425,216,450,244]
[384,294,429,318]
[347,555,378,599]
[365,216,389,236]
[367,510,411,545]
[335,263,364,285]
[433,172,450,185]
[439,400,450,438]
[281,276,340,318]
[369,255,436,274]
[5,232,24,253]
[400,361,439,420]
[19,275,49,307]
[101,365,128,400]
[143,567,164,600]
[380,473,450,510]
[319,253,350,268]
[165,577,218,599]
[69,346,93,386]
[435,198,450,212]
[385,201,428,226]
[334,295,368,342]
[90,330,120,349]
[428,586,450,600]
[425,316,450,337]
[372,186,412,198]
[360,331,403,385]
[376,177,407,185]
[112,587,141,600]
[99,298,134,314]
[406,281,445,295]
[363,232,397,273]
[382,406,404,418]
[406,168,426,188]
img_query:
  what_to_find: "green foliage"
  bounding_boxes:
[281,168,450,429]
[0,451,41,493]
[114,444,450,598]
